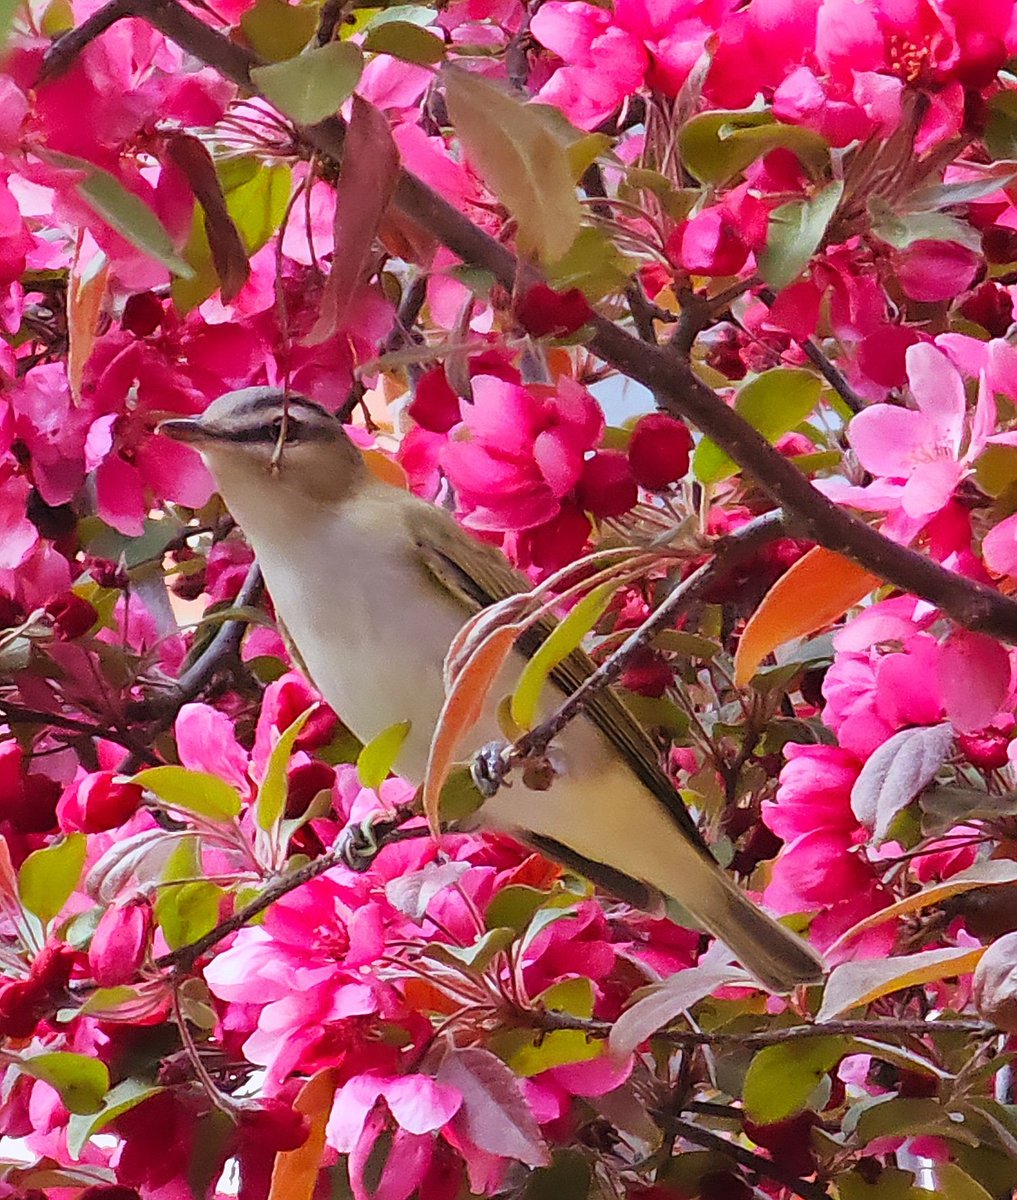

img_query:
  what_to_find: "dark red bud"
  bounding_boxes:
[627,414,693,490]
[83,555,128,590]
[515,284,594,338]
[697,1171,753,1200]
[956,32,1006,88]
[285,760,336,818]
[78,773,144,833]
[121,292,164,338]
[79,1187,143,1200]
[620,647,673,698]
[576,451,638,518]
[959,281,1014,338]
[44,592,98,640]
[237,1099,310,1152]
[982,225,1017,265]
[958,729,1013,770]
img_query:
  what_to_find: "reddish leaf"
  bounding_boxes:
[163,133,249,303]
[422,624,519,836]
[436,1046,550,1167]
[305,96,400,345]
[67,237,108,403]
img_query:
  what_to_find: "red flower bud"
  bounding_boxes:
[268,678,339,751]
[0,980,46,1038]
[982,225,1017,265]
[515,284,594,338]
[576,451,638,518]
[45,592,98,640]
[236,1099,310,1153]
[29,941,76,993]
[959,281,1014,338]
[89,900,152,987]
[958,725,1013,770]
[620,647,672,698]
[408,367,461,433]
[121,291,164,338]
[285,760,336,818]
[627,414,693,490]
[61,771,144,833]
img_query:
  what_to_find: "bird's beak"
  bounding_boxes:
[157,418,205,444]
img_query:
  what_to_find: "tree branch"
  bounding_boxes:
[670,1119,833,1200]
[510,512,784,763]
[48,0,1017,647]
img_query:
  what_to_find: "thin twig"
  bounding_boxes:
[511,512,784,762]
[156,815,428,973]
[759,288,863,415]
[0,700,161,765]
[671,1119,833,1200]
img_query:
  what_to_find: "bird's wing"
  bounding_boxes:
[406,504,711,854]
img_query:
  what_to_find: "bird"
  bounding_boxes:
[159,387,825,992]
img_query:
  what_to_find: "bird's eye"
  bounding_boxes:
[270,415,299,443]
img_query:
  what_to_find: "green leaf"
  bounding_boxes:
[538,977,594,1018]
[240,0,320,61]
[497,1027,603,1077]
[18,833,86,926]
[679,110,828,185]
[986,91,1017,161]
[357,719,412,790]
[546,226,636,300]
[511,582,617,730]
[42,152,193,278]
[17,1052,110,1114]
[523,1151,592,1200]
[424,926,516,972]
[251,40,364,125]
[155,879,223,951]
[817,946,986,1021]
[133,766,242,821]
[759,181,843,291]
[363,20,445,63]
[174,161,291,311]
[869,197,981,251]
[66,1078,162,1159]
[255,705,316,830]
[485,885,554,935]
[743,1037,848,1122]
[693,367,823,484]
[444,65,582,264]
[438,764,486,824]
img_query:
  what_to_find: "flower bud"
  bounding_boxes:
[60,771,144,833]
[89,900,152,987]
[45,592,98,640]
[285,760,336,819]
[121,291,164,338]
[236,1099,310,1152]
[79,1187,143,1200]
[627,414,693,490]
[408,367,461,433]
[515,284,594,338]
[576,451,638,518]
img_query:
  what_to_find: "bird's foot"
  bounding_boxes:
[471,741,514,797]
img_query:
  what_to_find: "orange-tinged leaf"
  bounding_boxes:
[817,946,985,1021]
[363,449,408,489]
[827,860,1017,955]
[402,976,463,1015]
[0,833,18,916]
[67,239,108,403]
[423,625,519,836]
[734,546,880,686]
[268,1069,337,1200]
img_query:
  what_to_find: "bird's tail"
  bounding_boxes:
[674,849,825,993]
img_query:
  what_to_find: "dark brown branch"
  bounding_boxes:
[671,1119,833,1200]
[0,700,161,765]
[759,288,863,415]
[537,1009,993,1046]
[50,0,1017,647]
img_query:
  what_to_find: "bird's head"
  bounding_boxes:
[159,387,367,506]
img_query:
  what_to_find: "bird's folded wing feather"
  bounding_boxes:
[407,506,712,855]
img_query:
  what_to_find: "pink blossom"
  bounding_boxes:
[847,343,994,523]
[442,374,601,541]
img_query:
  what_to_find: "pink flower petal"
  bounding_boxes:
[847,404,929,476]
[905,343,965,453]
[938,631,1013,734]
